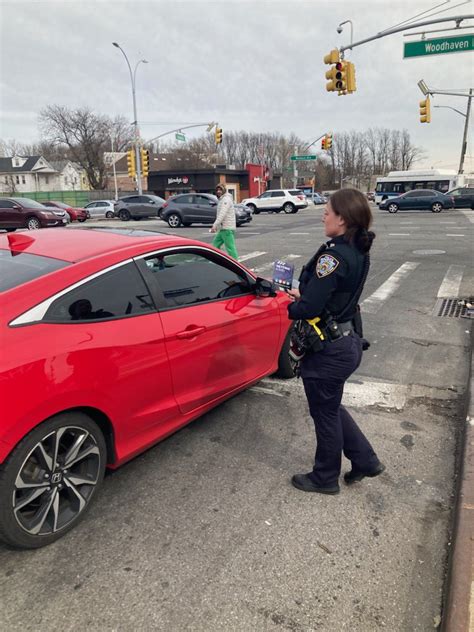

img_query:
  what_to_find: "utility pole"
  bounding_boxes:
[110,137,118,201]
[459,88,472,175]
[293,146,298,188]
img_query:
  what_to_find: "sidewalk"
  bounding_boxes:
[442,345,474,631]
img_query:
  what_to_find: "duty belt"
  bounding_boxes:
[337,320,354,336]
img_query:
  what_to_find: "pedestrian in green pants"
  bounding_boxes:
[211,183,238,259]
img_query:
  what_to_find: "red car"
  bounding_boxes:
[0,228,293,549]
[42,201,88,222]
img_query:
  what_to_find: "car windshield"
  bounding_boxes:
[0,249,70,292]
[49,201,70,209]
[11,197,48,209]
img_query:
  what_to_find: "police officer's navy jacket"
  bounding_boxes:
[287,234,368,322]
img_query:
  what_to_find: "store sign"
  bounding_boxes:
[167,176,190,185]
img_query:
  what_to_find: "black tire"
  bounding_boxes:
[5,228,16,232]
[247,204,257,214]
[26,216,41,230]
[167,213,182,228]
[431,202,443,213]
[283,202,294,214]
[387,203,399,214]
[118,209,131,221]
[0,412,106,549]
[78,218,87,223]
[291,208,299,214]
[106,211,114,219]
[274,327,295,379]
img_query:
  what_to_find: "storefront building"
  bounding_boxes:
[147,164,279,202]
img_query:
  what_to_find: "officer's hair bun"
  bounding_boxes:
[355,228,375,253]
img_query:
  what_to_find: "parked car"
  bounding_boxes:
[160,193,252,227]
[114,194,166,221]
[84,200,116,219]
[42,201,88,222]
[379,189,455,213]
[447,187,474,209]
[0,227,293,548]
[241,189,308,214]
[0,197,68,231]
[306,192,327,205]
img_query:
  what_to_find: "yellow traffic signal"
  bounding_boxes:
[323,49,340,65]
[321,137,327,150]
[326,61,347,93]
[215,127,223,144]
[141,148,150,176]
[127,149,136,178]
[346,62,356,93]
[325,133,333,150]
[419,97,431,123]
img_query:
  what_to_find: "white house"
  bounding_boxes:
[0,155,59,193]
[50,160,90,190]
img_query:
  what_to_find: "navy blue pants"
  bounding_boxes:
[300,334,380,487]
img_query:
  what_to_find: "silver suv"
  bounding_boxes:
[241,189,308,214]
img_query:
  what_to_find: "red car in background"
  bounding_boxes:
[42,201,88,222]
[0,228,293,549]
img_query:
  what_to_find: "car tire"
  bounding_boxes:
[247,204,257,214]
[283,202,295,214]
[274,327,295,379]
[26,216,41,230]
[387,203,399,214]
[106,211,114,219]
[78,218,87,223]
[431,203,443,213]
[291,208,299,214]
[5,228,16,232]
[118,209,131,221]
[0,412,106,549]
[167,213,182,228]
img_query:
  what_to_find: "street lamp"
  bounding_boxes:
[112,42,148,194]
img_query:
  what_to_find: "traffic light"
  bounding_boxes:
[141,148,150,176]
[325,133,333,150]
[419,96,431,123]
[346,61,356,93]
[321,137,327,150]
[324,49,341,93]
[215,127,223,144]
[327,60,348,93]
[127,149,136,178]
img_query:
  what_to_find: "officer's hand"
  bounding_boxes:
[286,288,300,301]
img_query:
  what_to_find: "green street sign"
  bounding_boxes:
[175,133,186,142]
[290,155,317,161]
[404,34,473,58]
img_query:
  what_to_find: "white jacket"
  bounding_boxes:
[213,192,236,230]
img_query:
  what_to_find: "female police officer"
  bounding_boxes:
[287,188,385,494]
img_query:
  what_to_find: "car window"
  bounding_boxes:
[138,196,152,203]
[418,191,435,197]
[122,196,140,203]
[195,195,214,206]
[85,202,96,208]
[0,250,70,293]
[175,195,194,204]
[0,200,17,208]
[142,251,252,308]
[43,262,155,322]
[404,191,419,198]
[260,192,272,198]
[271,191,284,197]
[288,190,302,196]
[11,198,46,209]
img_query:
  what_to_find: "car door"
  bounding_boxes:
[270,191,286,209]
[400,191,418,209]
[137,248,282,414]
[257,191,273,211]
[194,194,217,223]
[122,196,141,217]
[0,199,22,228]
[420,191,436,209]
[40,261,179,450]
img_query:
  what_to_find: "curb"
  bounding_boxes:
[441,343,474,631]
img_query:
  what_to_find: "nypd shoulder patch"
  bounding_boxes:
[316,254,339,278]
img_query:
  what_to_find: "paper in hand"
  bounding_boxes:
[272,260,294,290]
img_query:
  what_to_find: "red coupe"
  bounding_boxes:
[42,201,88,222]
[0,228,293,548]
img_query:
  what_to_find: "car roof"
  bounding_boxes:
[0,228,201,263]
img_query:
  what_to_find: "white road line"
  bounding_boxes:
[460,210,474,223]
[389,233,410,236]
[439,221,457,224]
[239,232,261,235]
[437,264,464,298]
[290,232,310,235]
[361,262,419,314]
[445,234,465,237]
[253,254,301,274]
[238,251,267,262]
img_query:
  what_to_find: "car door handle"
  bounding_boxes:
[176,326,207,339]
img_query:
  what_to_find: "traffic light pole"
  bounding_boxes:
[458,88,472,174]
[293,146,298,188]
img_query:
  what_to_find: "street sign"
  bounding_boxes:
[404,34,474,58]
[175,133,186,142]
[290,155,317,161]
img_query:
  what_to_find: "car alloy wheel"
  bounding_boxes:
[26,217,41,230]
[0,413,106,549]
[431,203,443,213]
[167,213,182,228]
[106,211,114,218]
[283,202,294,214]
[387,203,399,213]
[119,209,131,221]
[247,204,257,214]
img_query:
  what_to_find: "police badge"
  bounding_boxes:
[316,254,339,278]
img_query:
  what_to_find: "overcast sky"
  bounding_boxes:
[0,0,472,172]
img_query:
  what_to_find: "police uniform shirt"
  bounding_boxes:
[287,234,367,322]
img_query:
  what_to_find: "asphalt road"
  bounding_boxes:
[1,204,473,631]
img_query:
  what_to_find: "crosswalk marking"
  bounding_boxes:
[361,262,419,314]
[460,210,474,223]
[437,265,464,298]
[446,233,465,237]
[238,251,267,262]
[290,232,310,235]
[389,233,410,236]
[253,254,302,274]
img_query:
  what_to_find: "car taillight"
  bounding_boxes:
[162,202,168,209]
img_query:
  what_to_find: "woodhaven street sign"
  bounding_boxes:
[175,133,186,142]
[404,34,474,58]
[290,155,317,161]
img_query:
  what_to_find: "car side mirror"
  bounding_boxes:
[253,277,277,298]
[12,204,21,210]
[210,201,217,206]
